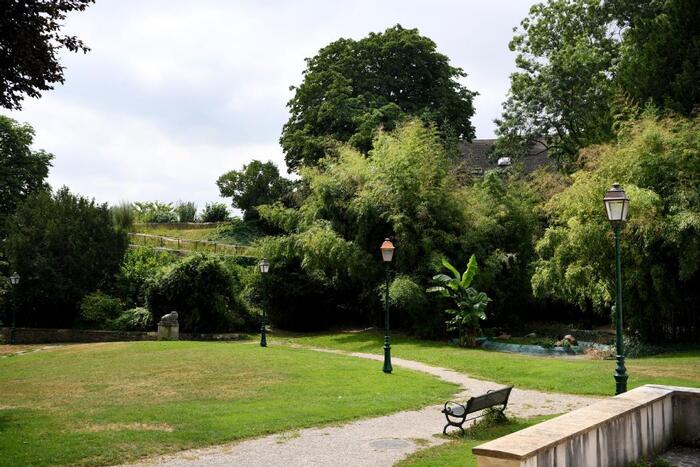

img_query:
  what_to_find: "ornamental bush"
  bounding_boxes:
[110,307,153,331]
[146,254,253,333]
[79,292,123,329]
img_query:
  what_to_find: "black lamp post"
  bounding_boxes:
[380,239,395,374]
[604,183,630,395]
[9,272,20,345]
[258,258,270,347]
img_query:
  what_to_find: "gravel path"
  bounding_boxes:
[130,347,598,467]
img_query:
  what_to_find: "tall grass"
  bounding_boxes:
[111,201,135,231]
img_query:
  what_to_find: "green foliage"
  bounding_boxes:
[146,254,252,332]
[79,292,123,329]
[532,115,700,342]
[498,0,700,167]
[254,120,537,333]
[0,1,94,110]
[217,160,293,220]
[280,24,476,171]
[175,201,197,222]
[5,187,128,327]
[133,201,177,223]
[496,0,618,167]
[0,115,53,237]
[387,275,429,331]
[427,256,489,346]
[110,307,153,331]
[110,201,134,231]
[200,202,229,222]
[114,246,176,308]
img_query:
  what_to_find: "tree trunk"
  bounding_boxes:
[466,327,477,347]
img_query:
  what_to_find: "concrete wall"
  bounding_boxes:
[1,327,248,344]
[474,385,699,467]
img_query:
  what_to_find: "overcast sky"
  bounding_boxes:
[9,0,538,213]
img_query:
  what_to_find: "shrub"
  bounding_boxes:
[79,292,123,329]
[5,187,128,327]
[200,202,229,222]
[114,247,176,308]
[146,254,253,332]
[110,307,153,331]
[386,275,430,334]
[175,201,197,223]
[111,201,134,231]
[133,201,177,223]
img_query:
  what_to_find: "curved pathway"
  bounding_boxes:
[131,347,598,467]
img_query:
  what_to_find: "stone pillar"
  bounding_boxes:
[157,311,179,340]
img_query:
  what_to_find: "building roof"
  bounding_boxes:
[457,139,550,178]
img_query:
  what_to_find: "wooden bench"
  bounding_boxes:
[441,386,513,435]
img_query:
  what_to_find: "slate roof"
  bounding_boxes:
[457,139,550,178]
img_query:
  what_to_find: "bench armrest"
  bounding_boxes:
[443,400,466,414]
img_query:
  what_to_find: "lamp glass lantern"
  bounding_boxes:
[603,183,629,225]
[258,258,270,274]
[380,239,395,263]
[9,272,20,285]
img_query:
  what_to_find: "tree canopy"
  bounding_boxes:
[0,116,53,237]
[532,114,700,342]
[280,24,477,171]
[496,0,700,167]
[217,160,293,220]
[0,0,95,110]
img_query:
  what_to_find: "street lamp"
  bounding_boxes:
[258,258,270,347]
[380,239,395,374]
[8,272,20,345]
[604,183,629,395]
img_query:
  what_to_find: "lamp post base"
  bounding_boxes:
[614,355,628,395]
[260,325,267,347]
[383,340,392,373]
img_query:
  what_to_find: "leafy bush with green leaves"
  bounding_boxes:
[133,201,177,223]
[200,202,229,222]
[79,292,123,329]
[5,187,128,327]
[114,247,176,308]
[532,114,700,342]
[428,255,489,347]
[146,254,253,333]
[386,275,431,335]
[175,201,197,223]
[110,307,153,331]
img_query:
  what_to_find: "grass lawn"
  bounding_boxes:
[280,330,700,396]
[398,416,552,466]
[0,341,457,466]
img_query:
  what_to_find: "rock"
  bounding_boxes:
[563,334,578,346]
[525,332,537,338]
[158,311,179,341]
[496,333,511,340]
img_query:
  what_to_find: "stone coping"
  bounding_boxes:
[472,385,699,460]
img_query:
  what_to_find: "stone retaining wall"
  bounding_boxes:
[0,327,248,344]
[473,385,700,467]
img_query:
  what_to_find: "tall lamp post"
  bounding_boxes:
[9,272,20,345]
[604,183,630,395]
[258,258,270,347]
[380,239,395,374]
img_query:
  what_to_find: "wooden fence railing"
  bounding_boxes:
[127,233,252,257]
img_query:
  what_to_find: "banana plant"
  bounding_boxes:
[427,254,489,347]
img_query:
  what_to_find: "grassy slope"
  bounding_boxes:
[0,341,456,466]
[398,416,553,467]
[280,331,700,396]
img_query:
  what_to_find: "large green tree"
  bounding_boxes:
[5,187,128,327]
[532,114,700,342]
[0,0,94,110]
[280,25,477,171]
[0,116,53,236]
[497,0,700,167]
[216,160,293,220]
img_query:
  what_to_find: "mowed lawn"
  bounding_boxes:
[0,341,457,466]
[282,331,700,396]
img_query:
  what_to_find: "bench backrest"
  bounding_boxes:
[465,386,513,413]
